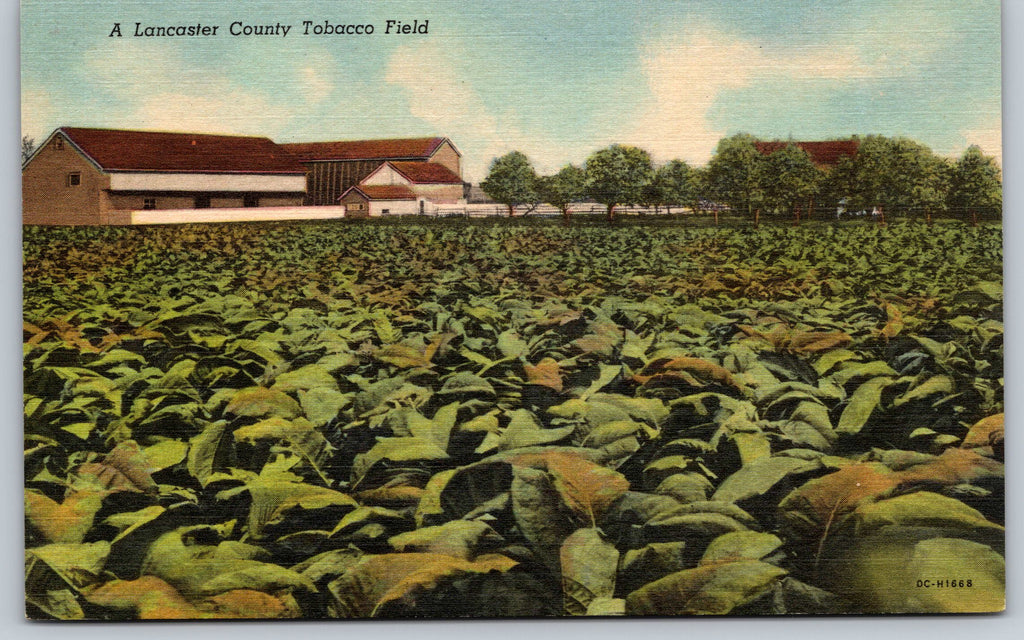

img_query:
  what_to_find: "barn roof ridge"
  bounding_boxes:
[342,184,419,200]
[753,138,861,167]
[53,126,307,175]
[280,136,460,162]
[385,160,464,184]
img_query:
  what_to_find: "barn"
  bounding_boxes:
[338,160,466,217]
[22,127,307,225]
[340,185,420,218]
[754,139,860,169]
[280,137,463,206]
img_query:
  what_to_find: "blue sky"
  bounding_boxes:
[21,0,1001,181]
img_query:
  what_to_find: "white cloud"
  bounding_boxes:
[82,41,290,136]
[621,24,875,165]
[21,87,54,142]
[300,57,335,105]
[958,116,1002,166]
[385,41,564,181]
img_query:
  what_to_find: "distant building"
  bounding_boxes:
[22,127,307,225]
[339,160,465,217]
[754,139,860,169]
[280,137,463,206]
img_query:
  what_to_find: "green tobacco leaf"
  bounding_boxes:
[497,330,529,358]
[901,539,1004,613]
[712,456,821,504]
[105,505,166,544]
[142,527,316,598]
[270,365,339,393]
[407,401,459,451]
[511,466,576,570]
[26,541,110,590]
[560,528,619,615]
[836,376,893,434]
[236,479,358,538]
[844,536,1004,613]
[853,491,1003,536]
[225,387,301,419]
[700,532,783,565]
[187,421,232,487]
[375,344,432,369]
[142,439,189,472]
[352,437,450,484]
[496,410,575,452]
[654,473,714,503]
[580,364,622,400]
[625,559,787,615]
[439,372,496,396]
[197,563,318,597]
[389,520,499,560]
[327,552,518,617]
[298,387,350,426]
[893,375,954,407]
[233,417,332,480]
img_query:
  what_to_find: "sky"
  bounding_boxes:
[21,0,1001,182]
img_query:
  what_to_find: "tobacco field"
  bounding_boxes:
[23,219,1005,619]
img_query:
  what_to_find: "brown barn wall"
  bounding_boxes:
[340,191,371,218]
[430,142,462,177]
[305,160,384,205]
[22,133,108,225]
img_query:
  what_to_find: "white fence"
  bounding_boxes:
[129,205,347,225]
[430,203,685,218]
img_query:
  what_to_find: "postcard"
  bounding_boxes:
[21,0,1004,620]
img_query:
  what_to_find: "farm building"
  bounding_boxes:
[340,185,421,218]
[22,127,307,225]
[339,160,466,217]
[754,139,860,169]
[280,137,463,205]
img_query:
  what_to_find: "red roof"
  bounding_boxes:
[281,137,452,162]
[58,127,306,174]
[754,139,860,167]
[344,185,418,200]
[388,161,463,184]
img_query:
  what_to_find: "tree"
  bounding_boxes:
[760,144,821,225]
[22,136,35,164]
[584,144,654,222]
[686,166,710,218]
[839,135,947,225]
[653,159,692,214]
[948,145,1001,226]
[536,164,586,225]
[706,134,765,225]
[481,151,538,216]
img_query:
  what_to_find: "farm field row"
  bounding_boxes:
[23,219,1004,618]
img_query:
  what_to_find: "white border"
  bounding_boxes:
[4,1,1021,639]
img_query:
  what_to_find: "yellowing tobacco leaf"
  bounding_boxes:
[524,358,563,392]
[328,552,517,617]
[25,489,104,544]
[961,413,1004,449]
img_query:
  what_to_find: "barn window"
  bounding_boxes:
[243,194,259,208]
[143,198,156,210]
[66,172,81,186]
[194,195,211,209]
[381,208,390,214]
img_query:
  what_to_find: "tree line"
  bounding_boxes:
[480,134,1002,225]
